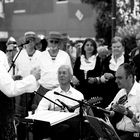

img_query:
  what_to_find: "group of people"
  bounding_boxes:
[1,30,140,140]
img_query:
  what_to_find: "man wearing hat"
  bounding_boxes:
[14,31,42,140]
[32,31,73,110]
[15,31,41,78]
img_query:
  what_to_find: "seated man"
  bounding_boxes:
[107,63,140,140]
[34,65,84,140]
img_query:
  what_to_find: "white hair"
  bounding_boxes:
[58,65,73,76]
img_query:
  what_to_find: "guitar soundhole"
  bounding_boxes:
[118,94,128,105]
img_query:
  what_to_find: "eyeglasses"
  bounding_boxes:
[26,39,34,43]
[6,50,13,52]
[49,40,59,44]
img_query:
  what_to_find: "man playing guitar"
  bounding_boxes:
[107,63,140,140]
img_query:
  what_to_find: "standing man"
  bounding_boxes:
[33,31,72,109]
[107,63,140,140]
[0,50,40,140]
[14,31,41,117]
[14,31,42,140]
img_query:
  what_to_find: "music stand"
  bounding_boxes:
[54,92,86,140]
[33,120,51,140]
[85,115,121,140]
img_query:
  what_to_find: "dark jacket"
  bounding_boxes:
[73,55,102,100]
[0,91,15,140]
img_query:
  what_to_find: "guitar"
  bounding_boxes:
[111,94,130,117]
[110,94,139,127]
[112,104,134,120]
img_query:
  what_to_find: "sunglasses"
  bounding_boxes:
[49,40,59,44]
[6,50,13,52]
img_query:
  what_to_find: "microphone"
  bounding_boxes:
[56,99,74,112]
[94,106,115,117]
[20,40,30,47]
[54,91,60,95]
[34,91,64,110]
[18,40,30,48]
[54,91,79,103]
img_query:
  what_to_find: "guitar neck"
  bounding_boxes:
[68,97,102,112]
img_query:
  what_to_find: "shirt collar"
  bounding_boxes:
[54,86,73,95]
[129,81,138,96]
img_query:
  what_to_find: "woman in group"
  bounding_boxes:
[72,38,102,100]
[100,36,130,108]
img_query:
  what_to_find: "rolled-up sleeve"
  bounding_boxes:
[0,63,38,97]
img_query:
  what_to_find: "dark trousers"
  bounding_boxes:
[33,120,51,140]
[51,123,72,140]
[0,120,15,140]
[118,130,140,140]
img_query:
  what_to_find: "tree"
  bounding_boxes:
[81,0,138,52]
[81,0,112,46]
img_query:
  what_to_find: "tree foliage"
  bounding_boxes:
[81,0,111,5]
[81,0,112,46]
[81,0,138,52]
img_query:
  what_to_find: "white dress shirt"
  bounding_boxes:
[39,50,72,89]
[15,49,41,77]
[0,51,38,97]
[109,54,125,72]
[0,50,9,71]
[36,86,84,113]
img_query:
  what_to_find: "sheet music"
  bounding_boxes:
[26,110,79,126]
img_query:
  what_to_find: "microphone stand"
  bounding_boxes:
[8,46,23,73]
[54,92,87,140]
[54,92,121,140]
[34,91,64,110]
[23,91,64,140]
[9,45,31,140]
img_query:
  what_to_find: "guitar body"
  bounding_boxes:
[109,94,128,132]
[109,112,124,132]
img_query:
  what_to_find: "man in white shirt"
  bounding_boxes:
[0,50,40,140]
[14,31,42,140]
[14,31,41,115]
[34,65,84,140]
[107,63,140,140]
[33,31,73,108]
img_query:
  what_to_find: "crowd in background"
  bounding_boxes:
[2,30,140,140]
